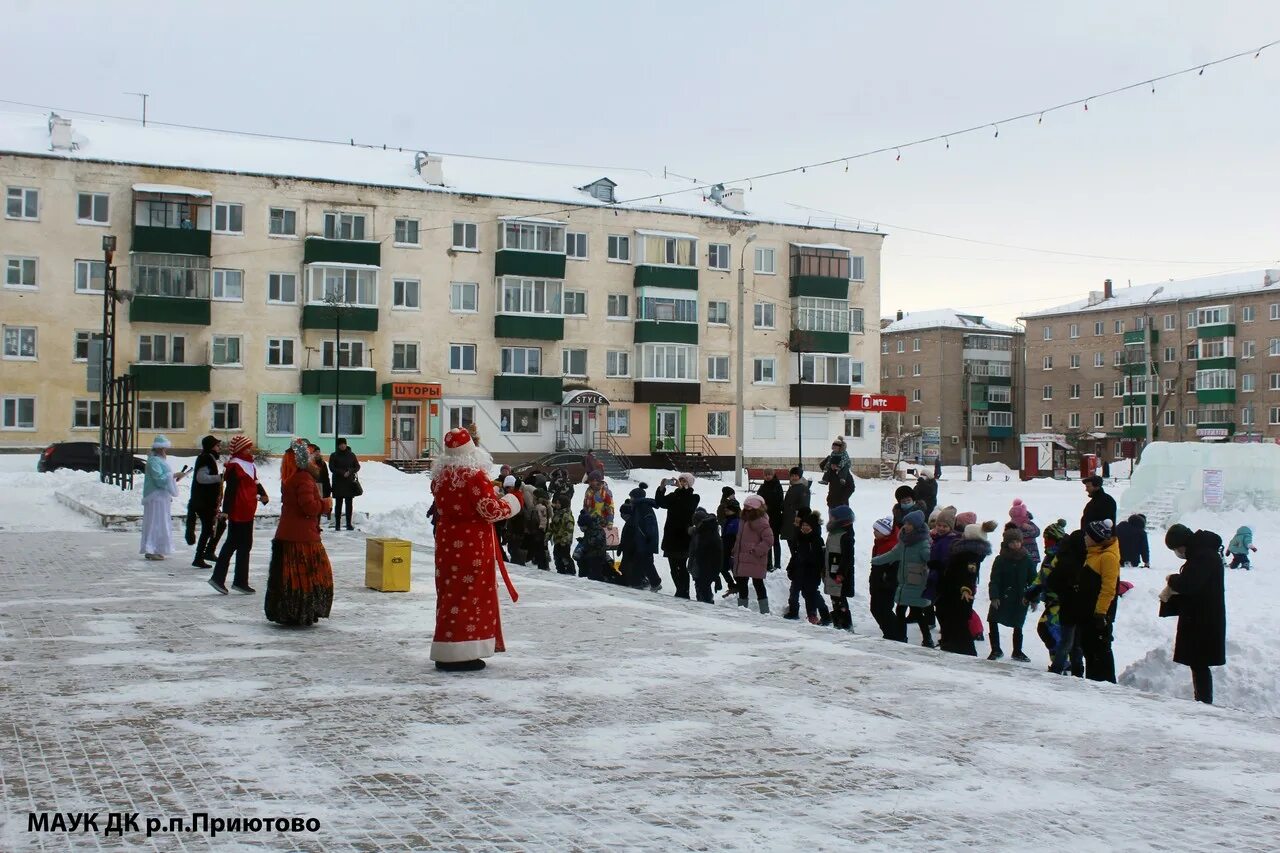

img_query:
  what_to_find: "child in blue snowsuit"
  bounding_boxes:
[1228,526,1257,570]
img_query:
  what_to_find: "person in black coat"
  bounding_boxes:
[756,470,785,570]
[891,485,928,530]
[781,467,811,561]
[822,465,855,510]
[655,474,701,599]
[185,435,224,568]
[1080,475,1117,530]
[688,509,723,604]
[328,439,361,531]
[1115,513,1150,568]
[913,471,939,517]
[1047,530,1091,677]
[1162,524,1227,705]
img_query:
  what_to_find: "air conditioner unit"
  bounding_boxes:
[542,408,554,419]
[950,436,960,445]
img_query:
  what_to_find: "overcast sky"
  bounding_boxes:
[7,0,1280,322]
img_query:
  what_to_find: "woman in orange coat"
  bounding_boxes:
[265,444,335,626]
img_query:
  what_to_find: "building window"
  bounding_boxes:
[882,340,889,355]
[1271,338,1280,357]
[449,281,477,313]
[324,211,366,241]
[912,337,921,352]
[988,386,1012,404]
[212,402,241,431]
[1243,305,1256,323]
[1069,413,1080,429]
[500,347,542,376]
[607,235,631,263]
[1186,342,1200,360]
[1041,413,1053,429]
[566,232,588,259]
[1271,303,1280,321]
[1069,384,1080,399]
[1114,350,1125,366]
[1094,321,1104,336]
[265,402,296,435]
[896,340,905,354]
[449,343,477,373]
[1113,319,1124,334]
[1162,313,1175,330]
[912,364,921,377]
[1069,323,1079,338]
[707,300,729,326]
[1091,412,1103,428]
[706,355,729,382]
[1271,372,1280,391]
[897,364,905,378]
[1197,305,1230,326]
[307,266,377,306]
[753,303,775,329]
[268,207,296,236]
[499,277,562,316]
[1043,356,1053,370]
[320,402,365,437]
[3,326,37,360]
[1069,353,1080,369]
[502,220,565,253]
[849,308,865,333]
[606,293,629,319]
[607,409,630,436]
[213,202,244,235]
[6,257,37,289]
[266,338,296,368]
[392,342,419,372]
[74,331,93,362]
[753,247,775,274]
[988,440,1002,454]
[138,334,186,364]
[77,192,109,224]
[1162,409,1174,427]
[561,348,587,377]
[72,399,100,429]
[1093,382,1104,398]
[911,389,922,402]
[1242,406,1255,426]
[1195,369,1236,391]
[638,294,696,323]
[800,354,852,385]
[563,290,587,317]
[447,406,475,430]
[708,243,730,270]
[707,411,730,437]
[452,221,478,251]
[211,335,241,366]
[1,396,35,430]
[136,400,185,431]
[1272,407,1280,426]
[606,350,630,378]
[1042,326,1052,341]
[321,340,366,369]
[849,256,866,281]
[1113,411,1125,427]
[1042,385,1053,401]
[1242,373,1256,392]
[393,218,420,246]
[844,416,864,439]
[1199,338,1234,359]
[73,259,106,294]
[795,297,850,333]
[1241,340,1256,359]
[639,344,698,381]
[390,278,420,310]
[754,413,777,440]
[6,186,38,220]
[1112,380,1123,397]
[499,407,540,434]
[1162,346,1175,362]
[212,269,244,301]
[268,272,297,304]
[753,357,776,384]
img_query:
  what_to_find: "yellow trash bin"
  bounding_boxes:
[365,537,412,592]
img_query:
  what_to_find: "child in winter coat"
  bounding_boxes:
[732,494,774,613]
[871,509,933,645]
[687,508,724,604]
[784,511,832,625]
[937,520,998,656]
[1008,499,1042,564]
[549,496,576,574]
[717,487,742,595]
[1042,518,1067,562]
[575,508,608,582]
[622,484,662,590]
[525,488,551,571]
[824,505,855,630]
[987,527,1039,661]
[818,437,852,478]
[1227,526,1257,569]
[868,517,900,639]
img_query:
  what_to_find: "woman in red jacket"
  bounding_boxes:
[265,444,335,626]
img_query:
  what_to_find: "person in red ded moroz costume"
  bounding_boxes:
[430,427,522,672]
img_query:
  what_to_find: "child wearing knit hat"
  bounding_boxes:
[868,516,900,639]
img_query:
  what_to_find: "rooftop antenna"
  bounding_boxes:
[124,92,149,126]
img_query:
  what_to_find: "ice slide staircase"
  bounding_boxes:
[1125,484,1186,531]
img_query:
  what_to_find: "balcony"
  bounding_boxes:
[300,368,378,397]
[129,363,211,392]
[1196,356,1236,371]
[788,276,849,300]
[789,383,849,408]
[988,426,1014,438]
[633,321,698,345]
[131,225,212,257]
[494,250,566,279]
[1120,360,1157,375]
[634,266,697,290]
[129,296,211,326]
[1123,329,1158,346]
[788,328,849,354]
[1122,424,1148,439]
[1196,388,1236,405]
[1196,324,1236,340]
[493,315,565,341]
[633,381,700,404]
[303,237,381,267]
[300,304,379,332]
[493,375,563,402]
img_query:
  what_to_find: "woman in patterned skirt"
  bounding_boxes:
[265,444,335,626]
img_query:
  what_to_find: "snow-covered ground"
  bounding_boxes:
[2,454,1274,716]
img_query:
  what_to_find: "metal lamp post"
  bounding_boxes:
[325,288,346,450]
[1140,286,1165,463]
[98,234,117,483]
[734,234,757,487]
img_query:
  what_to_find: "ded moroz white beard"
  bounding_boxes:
[431,443,494,477]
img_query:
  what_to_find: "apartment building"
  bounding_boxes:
[1021,271,1280,458]
[0,111,885,468]
[878,309,1024,468]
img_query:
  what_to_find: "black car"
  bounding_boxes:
[37,441,146,474]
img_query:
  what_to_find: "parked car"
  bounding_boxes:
[511,453,587,484]
[37,441,146,474]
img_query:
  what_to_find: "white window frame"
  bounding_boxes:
[6,186,39,220]
[499,407,541,434]
[800,353,852,386]
[1197,305,1230,326]
[500,346,542,376]
[2,325,37,360]
[1243,305,1256,323]
[1242,340,1257,359]
[706,355,729,382]
[392,278,421,310]
[1069,323,1079,339]
[1094,352,1105,368]
[753,357,776,385]
[912,364,922,377]
[1271,372,1280,391]
[1041,413,1053,430]
[753,247,776,275]
[1270,338,1280,357]
[76,192,109,225]
[213,202,244,235]
[1069,353,1081,369]
[211,401,242,431]
[1164,313,1176,330]
[606,350,630,378]
[306,266,378,307]
[607,234,631,263]
[267,272,298,305]
[1094,321,1104,336]
[319,401,366,437]
[638,343,699,382]
[606,293,630,320]
[1068,412,1080,429]
[607,409,631,436]
[1095,412,1106,428]
[392,341,420,372]
[1242,373,1256,392]
[753,302,776,330]
[707,411,730,437]
[911,389,922,403]
[393,218,420,247]
[1043,355,1053,370]
[136,400,185,432]
[211,268,244,302]
[449,343,477,374]
[849,308,865,334]
[706,300,730,326]
[708,243,730,271]
[561,348,588,377]
[321,340,367,369]
[498,277,563,317]
[74,259,105,294]
[265,402,296,436]
[566,232,588,260]
[137,333,186,365]
[638,293,697,324]
[266,337,297,369]
[268,206,297,237]
[324,211,367,241]
[72,399,100,430]
[1271,304,1280,322]
[1042,326,1052,341]
[1,396,36,430]
[1042,385,1053,401]
[5,256,37,289]
[796,297,850,333]
[447,406,476,431]
[73,330,93,362]
[500,220,566,254]
[211,334,242,367]
[563,290,588,317]
[452,221,478,251]
[449,281,478,313]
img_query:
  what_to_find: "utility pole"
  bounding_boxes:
[125,92,149,126]
[325,289,345,449]
[99,235,116,483]
[964,363,973,482]
[1144,312,1154,458]
[734,234,756,487]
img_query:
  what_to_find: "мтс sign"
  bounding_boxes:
[846,393,908,412]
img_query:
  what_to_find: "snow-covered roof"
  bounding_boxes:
[881,309,1022,335]
[0,110,883,235]
[1022,269,1280,319]
[130,183,212,197]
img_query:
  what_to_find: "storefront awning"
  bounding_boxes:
[562,389,609,407]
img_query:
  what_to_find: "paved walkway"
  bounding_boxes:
[1,530,1278,852]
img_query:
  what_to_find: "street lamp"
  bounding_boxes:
[324,288,347,451]
[734,233,757,487]
[1140,285,1165,463]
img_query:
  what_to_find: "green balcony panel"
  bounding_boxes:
[788,275,849,300]
[1196,388,1236,405]
[970,398,989,411]
[986,375,1012,386]
[303,237,381,266]
[1120,361,1157,375]
[1122,329,1158,346]
[130,225,212,257]
[493,315,565,341]
[300,369,378,397]
[1196,356,1237,371]
[129,363,211,392]
[494,250,567,279]
[1196,324,1236,340]
[988,426,1014,438]
[1122,425,1147,439]
[988,402,1013,413]
[493,375,563,402]
[633,265,698,290]
[1123,395,1152,407]
[633,321,698,345]
[128,295,211,326]
[300,304,379,332]
[788,329,850,354]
